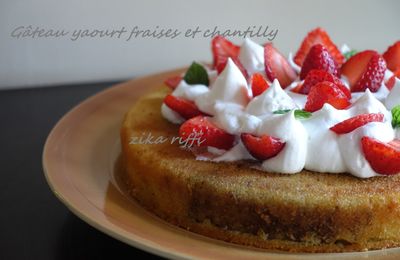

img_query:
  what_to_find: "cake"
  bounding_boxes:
[120,27,400,252]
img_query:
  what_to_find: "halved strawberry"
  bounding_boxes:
[330,113,384,134]
[383,41,400,72]
[385,68,400,90]
[264,43,297,88]
[164,94,204,119]
[212,36,240,67]
[361,137,400,175]
[299,44,340,80]
[341,50,386,92]
[211,36,248,78]
[294,27,344,67]
[164,75,182,89]
[290,83,303,94]
[179,116,235,150]
[304,81,351,112]
[300,69,351,98]
[249,73,269,97]
[241,133,285,161]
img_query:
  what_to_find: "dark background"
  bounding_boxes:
[0,82,163,259]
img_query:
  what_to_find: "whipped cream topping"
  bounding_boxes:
[246,79,298,116]
[288,52,301,74]
[195,59,250,115]
[340,44,351,55]
[162,39,399,178]
[386,77,400,109]
[238,38,265,76]
[302,104,347,173]
[258,111,308,173]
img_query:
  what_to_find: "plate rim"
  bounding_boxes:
[42,70,194,259]
[42,69,400,260]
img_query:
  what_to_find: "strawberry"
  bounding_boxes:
[290,83,303,94]
[300,69,351,98]
[211,36,248,78]
[241,133,285,161]
[164,75,182,89]
[383,41,400,72]
[304,81,351,112]
[361,137,400,175]
[179,116,235,150]
[264,43,297,88]
[299,44,340,80]
[249,73,269,97]
[330,113,384,134]
[385,68,400,90]
[212,36,240,67]
[341,50,386,92]
[294,27,344,67]
[164,94,205,119]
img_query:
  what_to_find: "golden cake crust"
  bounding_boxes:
[120,87,400,252]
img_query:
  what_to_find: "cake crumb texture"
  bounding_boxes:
[120,87,400,252]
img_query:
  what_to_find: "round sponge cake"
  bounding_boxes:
[120,87,400,252]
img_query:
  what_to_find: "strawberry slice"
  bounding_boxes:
[264,43,297,88]
[179,116,235,150]
[294,27,344,67]
[383,41,400,72]
[164,94,205,119]
[341,50,386,92]
[212,36,240,67]
[304,81,351,112]
[164,75,182,89]
[385,68,400,90]
[241,133,285,161]
[299,44,340,80]
[211,36,248,78]
[290,83,303,94]
[330,113,384,134]
[300,69,351,98]
[361,137,400,175]
[249,73,269,97]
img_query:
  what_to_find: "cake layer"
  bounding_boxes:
[120,87,400,252]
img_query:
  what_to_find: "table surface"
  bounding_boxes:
[0,82,163,260]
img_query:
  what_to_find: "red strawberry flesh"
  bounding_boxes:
[211,36,249,78]
[264,43,297,88]
[179,116,235,150]
[300,69,350,98]
[249,73,269,97]
[294,27,344,66]
[304,81,351,112]
[383,41,400,72]
[341,50,386,92]
[212,36,240,68]
[241,133,285,161]
[164,94,204,119]
[385,68,400,90]
[361,137,400,175]
[330,113,384,134]
[299,44,340,80]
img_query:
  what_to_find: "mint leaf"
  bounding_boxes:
[392,105,400,128]
[344,49,358,60]
[273,109,291,115]
[183,62,209,86]
[273,109,312,119]
[294,110,312,119]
